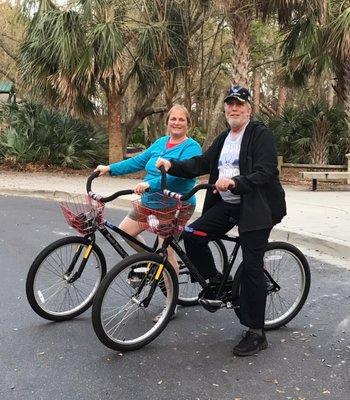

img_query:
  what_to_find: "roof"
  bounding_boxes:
[0,81,14,94]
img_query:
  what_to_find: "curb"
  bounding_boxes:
[1,188,349,264]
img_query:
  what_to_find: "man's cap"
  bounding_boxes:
[224,85,251,103]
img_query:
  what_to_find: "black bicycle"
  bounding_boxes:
[26,173,227,321]
[91,172,311,351]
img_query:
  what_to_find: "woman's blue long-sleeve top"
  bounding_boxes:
[109,136,202,206]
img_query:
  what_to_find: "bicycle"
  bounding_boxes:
[91,170,311,351]
[26,173,227,321]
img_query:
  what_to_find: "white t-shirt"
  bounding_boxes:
[218,124,247,204]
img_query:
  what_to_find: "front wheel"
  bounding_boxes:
[92,253,178,351]
[26,236,106,321]
[233,242,311,330]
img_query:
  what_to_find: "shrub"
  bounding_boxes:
[0,101,107,168]
[259,101,348,165]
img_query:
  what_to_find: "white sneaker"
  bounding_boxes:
[153,305,178,323]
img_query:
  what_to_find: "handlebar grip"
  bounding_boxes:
[159,165,167,192]
[86,171,100,194]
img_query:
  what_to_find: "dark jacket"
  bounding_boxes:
[168,120,287,232]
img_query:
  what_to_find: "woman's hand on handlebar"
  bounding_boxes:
[134,182,150,195]
[94,165,110,176]
[156,158,171,172]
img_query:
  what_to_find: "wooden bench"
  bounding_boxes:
[299,171,350,191]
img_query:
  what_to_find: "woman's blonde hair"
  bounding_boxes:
[165,104,191,126]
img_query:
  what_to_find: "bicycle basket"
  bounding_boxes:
[132,192,191,237]
[59,194,105,235]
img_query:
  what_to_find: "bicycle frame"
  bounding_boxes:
[156,233,241,299]
[161,231,279,294]
[66,218,159,283]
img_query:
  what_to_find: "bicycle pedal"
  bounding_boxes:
[226,301,240,309]
[199,298,224,312]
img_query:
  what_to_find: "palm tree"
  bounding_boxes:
[18,0,127,162]
[326,5,350,149]
[17,0,198,163]
[215,0,323,86]
[281,2,350,151]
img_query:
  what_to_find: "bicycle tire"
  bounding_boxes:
[92,252,178,351]
[232,241,311,330]
[26,236,106,321]
[176,238,228,307]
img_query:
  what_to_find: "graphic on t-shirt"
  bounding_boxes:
[218,139,241,179]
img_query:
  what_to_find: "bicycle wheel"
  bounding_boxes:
[26,236,106,321]
[92,252,178,351]
[233,241,311,330]
[176,238,228,306]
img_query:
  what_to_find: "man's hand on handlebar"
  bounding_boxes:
[94,165,110,176]
[134,182,150,195]
[214,177,235,193]
[156,158,171,172]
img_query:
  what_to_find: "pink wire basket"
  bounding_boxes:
[132,192,191,237]
[59,194,105,235]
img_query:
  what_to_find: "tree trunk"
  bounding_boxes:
[202,91,226,151]
[277,84,287,116]
[226,6,252,87]
[123,86,165,147]
[310,115,330,165]
[252,68,261,115]
[327,79,335,108]
[184,67,192,113]
[344,60,350,153]
[107,89,123,163]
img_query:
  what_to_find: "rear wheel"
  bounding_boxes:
[233,242,311,330]
[92,253,178,351]
[176,238,228,306]
[26,236,106,321]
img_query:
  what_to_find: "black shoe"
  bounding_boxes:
[233,330,268,357]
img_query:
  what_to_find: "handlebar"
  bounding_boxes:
[86,172,134,203]
[87,164,216,204]
[158,165,215,201]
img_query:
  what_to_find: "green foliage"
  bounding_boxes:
[0,101,107,168]
[129,126,146,147]
[188,126,206,146]
[259,101,348,165]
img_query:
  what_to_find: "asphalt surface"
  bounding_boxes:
[0,196,349,400]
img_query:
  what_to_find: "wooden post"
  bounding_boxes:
[277,156,283,177]
[346,153,350,184]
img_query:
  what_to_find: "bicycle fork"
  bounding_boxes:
[64,240,94,283]
[131,255,168,308]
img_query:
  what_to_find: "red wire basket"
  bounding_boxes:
[59,195,105,235]
[133,192,191,237]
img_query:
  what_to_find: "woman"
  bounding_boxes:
[95,105,202,318]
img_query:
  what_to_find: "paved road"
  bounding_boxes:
[0,196,349,400]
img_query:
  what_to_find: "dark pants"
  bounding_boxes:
[182,200,271,329]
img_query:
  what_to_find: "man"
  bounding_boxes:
[156,85,286,356]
